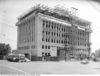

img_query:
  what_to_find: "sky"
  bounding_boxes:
[0,0,100,52]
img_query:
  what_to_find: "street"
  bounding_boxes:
[0,60,100,75]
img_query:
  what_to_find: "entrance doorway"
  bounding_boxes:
[57,49,66,60]
[24,53,30,59]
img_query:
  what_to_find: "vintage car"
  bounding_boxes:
[6,54,26,62]
[80,59,89,64]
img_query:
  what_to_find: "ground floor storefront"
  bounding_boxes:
[21,49,90,61]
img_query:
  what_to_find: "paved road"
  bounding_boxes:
[0,60,31,75]
[0,60,100,75]
[0,65,25,74]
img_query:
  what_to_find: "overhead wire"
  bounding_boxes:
[87,0,100,13]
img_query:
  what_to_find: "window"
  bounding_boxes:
[52,32,53,36]
[57,26,58,30]
[45,46,47,49]
[85,44,87,46]
[57,40,58,43]
[54,33,55,36]
[64,28,65,32]
[46,38,48,42]
[48,38,50,42]
[18,47,21,50]
[51,39,53,42]
[45,53,47,56]
[52,25,53,29]
[42,37,44,41]
[61,40,63,43]
[62,27,63,31]
[31,45,35,49]
[48,53,51,56]
[46,32,47,35]
[48,46,50,49]
[42,52,44,56]
[42,45,44,49]
[57,33,58,36]
[54,39,55,43]
[54,24,56,28]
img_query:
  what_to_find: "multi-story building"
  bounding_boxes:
[16,5,92,60]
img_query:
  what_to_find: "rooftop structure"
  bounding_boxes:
[18,4,91,29]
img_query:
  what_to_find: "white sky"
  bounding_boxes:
[0,0,100,52]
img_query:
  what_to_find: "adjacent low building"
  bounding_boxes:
[16,4,92,60]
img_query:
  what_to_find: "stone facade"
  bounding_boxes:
[16,5,91,60]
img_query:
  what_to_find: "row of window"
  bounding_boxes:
[42,31,65,37]
[42,37,88,45]
[42,45,50,49]
[43,31,88,40]
[43,20,70,32]
[74,49,88,52]
[42,19,89,36]
[18,45,35,50]
[42,38,65,43]
[18,46,30,50]
[42,19,89,45]
[42,45,63,49]
[42,37,88,47]
[43,28,89,39]
[42,45,88,51]
[18,18,35,44]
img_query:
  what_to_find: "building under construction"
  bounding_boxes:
[16,4,92,61]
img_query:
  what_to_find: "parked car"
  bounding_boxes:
[93,57,100,62]
[80,59,89,64]
[6,54,27,62]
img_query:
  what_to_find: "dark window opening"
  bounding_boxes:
[42,45,44,49]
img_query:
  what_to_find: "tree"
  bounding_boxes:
[0,43,11,56]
